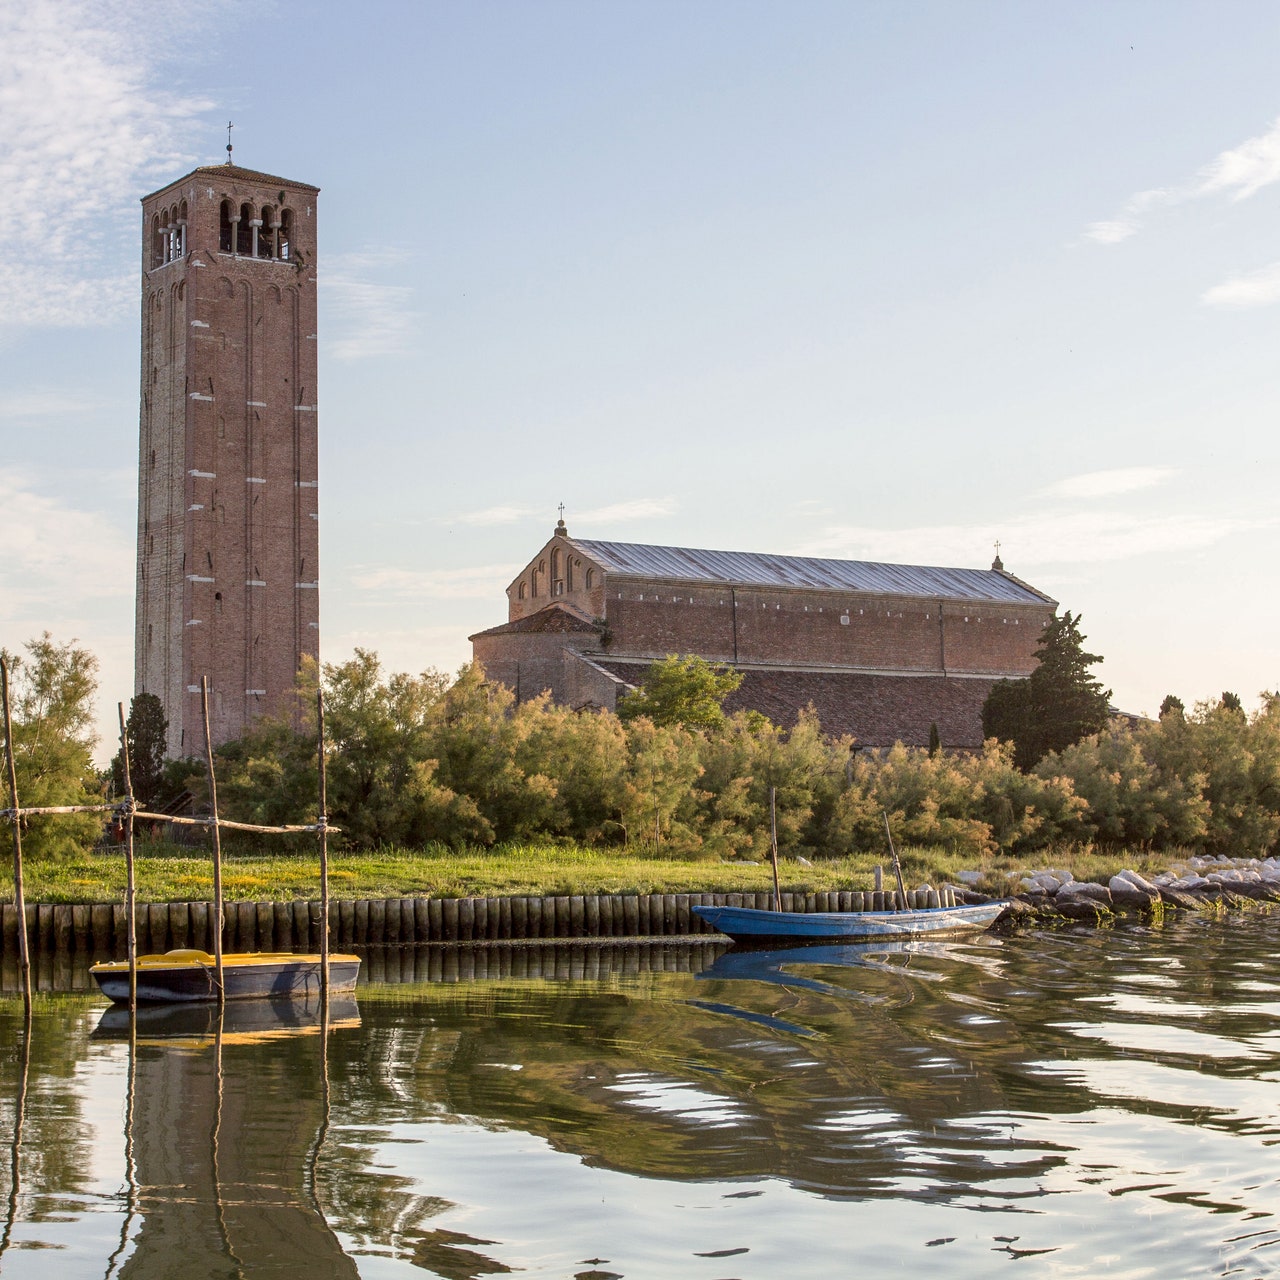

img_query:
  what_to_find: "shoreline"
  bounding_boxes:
[3,856,1278,962]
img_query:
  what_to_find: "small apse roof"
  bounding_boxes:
[567,539,1054,606]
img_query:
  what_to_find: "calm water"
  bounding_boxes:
[2,916,1279,1278]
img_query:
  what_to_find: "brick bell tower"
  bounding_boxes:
[136,156,320,756]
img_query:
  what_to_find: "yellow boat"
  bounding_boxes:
[90,948,360,1004]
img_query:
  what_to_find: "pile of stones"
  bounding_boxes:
[946,856,1280,924]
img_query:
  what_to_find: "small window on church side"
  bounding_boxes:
[530,573,537,598]
[585,568,594,589]
[517,581,526,600]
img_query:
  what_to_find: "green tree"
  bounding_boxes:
[617,655,743,731]
[928,722,941,757]
[1159,693,1185,719]
[1220,691,1244,714]
[981,611,1111,770]
[0,634,103,858]
[109,692,169,808]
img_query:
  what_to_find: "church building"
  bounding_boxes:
[471,520,1057,748]
[135,158,321,754]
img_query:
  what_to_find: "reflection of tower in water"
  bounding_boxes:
[104,1000,360,1280]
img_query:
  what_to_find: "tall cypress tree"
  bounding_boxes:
[981,611,1110,769]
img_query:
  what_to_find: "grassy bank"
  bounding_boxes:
[0,839,1193,905]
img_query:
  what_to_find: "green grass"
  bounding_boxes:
[0,838,1203,904]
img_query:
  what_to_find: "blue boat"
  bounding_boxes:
[692,900,1008,946]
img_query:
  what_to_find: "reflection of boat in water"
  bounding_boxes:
[698,937,970,985]
[692,900,1007,945]
[93,993,360,1041]
[90,948,360,1004]
[97,992,362,1279]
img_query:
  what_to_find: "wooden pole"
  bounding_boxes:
[883,811,908,911]
[769,785,782,912]
[117,702,138,1013]
[200,678,225,1002]
[0,657,31,1012]
[316,686,330,994]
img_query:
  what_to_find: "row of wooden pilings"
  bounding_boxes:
[0,887,959,958]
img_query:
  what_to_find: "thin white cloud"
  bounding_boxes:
[350,563,522,599]
[453,505,536,527]
[1201,261,1280,309]
[1086,117,1280,245]
[574,497,676,524]
[0,389,110,419]
[445,497,676,527]
[1196,118,1280,201]
[323,248,419,360]
[0,1,215,329]
[794,510,1273,570]
[1043,466,1177,500]
[0,469,134,613]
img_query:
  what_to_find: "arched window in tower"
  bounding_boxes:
[237,202,253,256]
[219,200,233,252]
[279,208,293,261]
[177,200,188,257]
[151,215,165,268]
[260,205,282,258]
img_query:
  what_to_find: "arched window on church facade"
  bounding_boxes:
[279,208,293,260]
[219,200,234,253]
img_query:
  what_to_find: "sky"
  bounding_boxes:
[2,0,1279,759]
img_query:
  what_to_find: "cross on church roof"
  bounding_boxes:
[226,120,234,165]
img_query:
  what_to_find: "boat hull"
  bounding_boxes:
[90,950,361,1004]
[692,901,1008,945]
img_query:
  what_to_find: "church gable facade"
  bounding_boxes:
[471,520,1057,748]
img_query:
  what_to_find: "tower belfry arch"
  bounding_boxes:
[135,159,321,754]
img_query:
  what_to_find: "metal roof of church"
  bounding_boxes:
[568,539,1054,605]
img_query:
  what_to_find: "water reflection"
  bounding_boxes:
[1,920,1279,1277]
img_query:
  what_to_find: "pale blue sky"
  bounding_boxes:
[2,0,1279,756]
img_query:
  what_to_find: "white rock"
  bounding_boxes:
[1115,868,1158,892]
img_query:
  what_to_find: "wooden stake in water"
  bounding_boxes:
[316,687,330,996]
[117,702,138,1014]
[769,785,782,912]
[0,657,31,1013]
[200,677,225,1003]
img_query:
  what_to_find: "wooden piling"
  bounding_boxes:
[2,657,32,1009]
